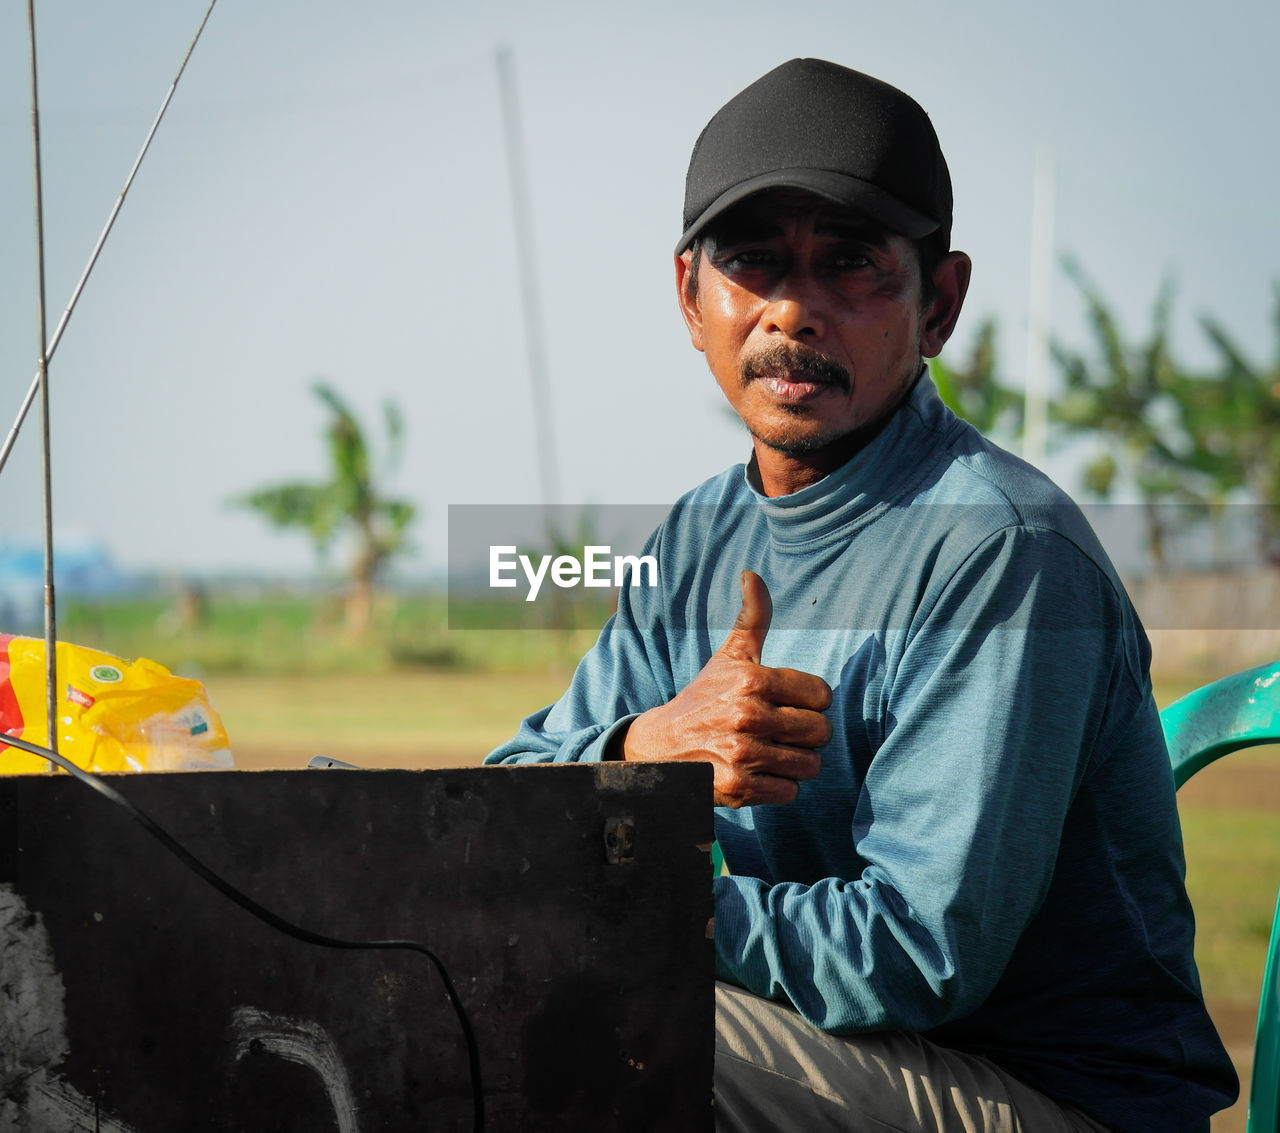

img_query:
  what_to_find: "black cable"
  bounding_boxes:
[1,732,484,1131]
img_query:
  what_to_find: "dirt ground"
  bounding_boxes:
[1208,1001,1258,1133]
[1177,751,1280,811]
[232,743,496,773]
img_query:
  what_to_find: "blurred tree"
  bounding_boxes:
[236,382,415,634]
[1050,261,1224,572]
[931,317,1024,441]
[1194,286,1280,565]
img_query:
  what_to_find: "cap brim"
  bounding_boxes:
[674,168,940,255]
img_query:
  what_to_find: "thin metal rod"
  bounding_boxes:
[26,0,56,767]
[496,46,560,510]
[0,0,219,481]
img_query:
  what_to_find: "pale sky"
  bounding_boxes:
[1,0,1275,579]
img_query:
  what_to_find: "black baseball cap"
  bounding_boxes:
[676,58,952,255]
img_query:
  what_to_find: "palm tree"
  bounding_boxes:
[1051,263,1220,571]
[1195,285,1280,565]
[237,382,415,634]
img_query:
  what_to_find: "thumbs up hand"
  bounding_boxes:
[617,571,832,807]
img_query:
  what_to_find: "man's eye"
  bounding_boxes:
[830,252,872,270]
[718,249,779,271]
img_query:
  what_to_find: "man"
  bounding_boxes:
[486,59,1236,1132]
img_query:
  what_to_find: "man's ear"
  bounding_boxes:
[675,251,705,353]
[920,251,972,359]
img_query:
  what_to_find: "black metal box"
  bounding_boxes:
[0,762,714,1131]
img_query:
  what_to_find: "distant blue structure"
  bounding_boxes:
[0,537,140,634]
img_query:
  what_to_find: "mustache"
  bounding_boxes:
[740,343,851,394]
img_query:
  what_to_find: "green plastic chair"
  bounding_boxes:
[1161,658,1280,1133]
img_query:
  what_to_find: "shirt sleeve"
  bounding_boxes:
[711,524,1146,1034]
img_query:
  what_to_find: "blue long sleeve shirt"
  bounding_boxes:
[485,375,1237,1132]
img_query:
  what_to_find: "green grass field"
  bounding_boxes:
[55,589,610,676]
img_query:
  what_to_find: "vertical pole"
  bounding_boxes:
[1023,146,1055,469]
[495,46,560,513]
[25,0,57,768]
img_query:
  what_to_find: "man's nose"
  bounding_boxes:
[761,275,827,340]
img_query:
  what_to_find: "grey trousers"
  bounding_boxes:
[714,982,1112,1133]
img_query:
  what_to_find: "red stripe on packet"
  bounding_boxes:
[0,634,27,748]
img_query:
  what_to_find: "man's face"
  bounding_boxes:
[676,190,967,483]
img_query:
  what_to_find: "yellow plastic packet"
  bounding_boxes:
[0,634,234,774]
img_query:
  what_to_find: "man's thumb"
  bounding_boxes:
[721,570,772,663]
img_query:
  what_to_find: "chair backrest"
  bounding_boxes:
[1160,659,1280,1133]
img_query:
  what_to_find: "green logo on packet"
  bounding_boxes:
[89,665,123,683]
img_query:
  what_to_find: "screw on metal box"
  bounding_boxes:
[604,817,636,865]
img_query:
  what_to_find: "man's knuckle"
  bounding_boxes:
[717,769,752,806]
[728,700,764,733]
